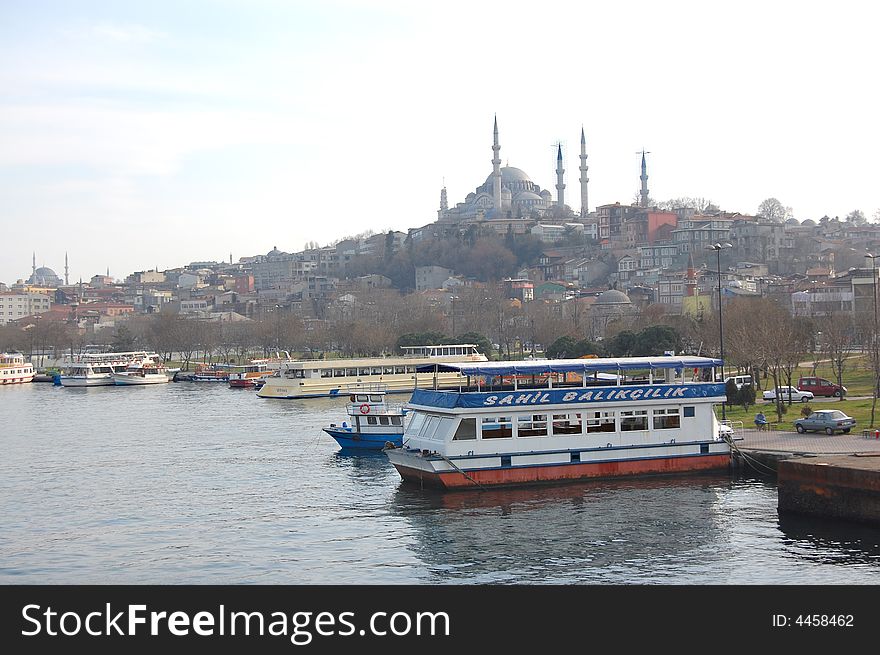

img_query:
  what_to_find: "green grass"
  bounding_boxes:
[721,397,880,430]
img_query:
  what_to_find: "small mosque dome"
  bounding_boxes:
[595,289,631,305]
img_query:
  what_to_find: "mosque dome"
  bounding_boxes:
[785,218,800,225]
[801,218,817,226]
[594,289,631,305]
[484,166,534,187]
[27,266,62,286]
[517,191,543,201]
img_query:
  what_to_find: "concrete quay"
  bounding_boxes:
[731,427,880,525]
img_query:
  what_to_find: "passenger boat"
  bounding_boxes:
[60,351,161,387]
[0,353,35,385]
[383,355,733,490]
[189,363,232,382]
[112,360,172,385]
[323,385,407,450]
[257,344,488,399]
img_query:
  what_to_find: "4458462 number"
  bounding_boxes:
[796,615,853,627]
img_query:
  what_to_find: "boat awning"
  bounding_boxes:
[415,356,722,376]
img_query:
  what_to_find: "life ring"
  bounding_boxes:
[359,403,371,414]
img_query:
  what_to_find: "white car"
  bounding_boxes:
[762,386,814,403]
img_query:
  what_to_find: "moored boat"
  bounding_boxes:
[383,355,735,490]
[228,360,275,388]
[323,385,407,450]
[257,344,488,399]
[0,353,35,385]
[112,360,172,385]
[60,351,161,387]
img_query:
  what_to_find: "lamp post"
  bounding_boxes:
[866,254,878,339]
[707,242,732,420]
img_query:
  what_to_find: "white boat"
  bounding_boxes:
[0,352,35,385]
[257,344,488,399]
[383,355,735,490]
[112,360,172,385]
[60,351,161,387]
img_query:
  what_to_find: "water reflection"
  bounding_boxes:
[778,513,880,565]
[388,474,732,584]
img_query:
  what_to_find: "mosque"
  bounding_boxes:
[436,117,591,225]
[24,253,65,287]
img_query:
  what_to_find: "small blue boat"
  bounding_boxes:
[323,385,406,450]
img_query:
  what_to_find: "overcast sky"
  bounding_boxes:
[2,0,878,284]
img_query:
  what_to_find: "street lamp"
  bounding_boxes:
[706,242,732,420]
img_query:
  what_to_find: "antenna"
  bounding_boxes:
[636,149,651,157]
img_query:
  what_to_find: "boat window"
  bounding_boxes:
[371,367,383,375]
[391,416,402,426]
[358,368,371,376]
[683,406,695,417]
[552,413,583,436]
[321,369,333,378]
[356,394,369,402]
[422,416,440,439]
[349,395,357,402]
[406,413,427,436]
[481,416,512,439]
[333,369,345,377]
[293,370,305,379]
[367,416,378,425]
[405,366,415,374]
[369,395,383,403]
[653,408,681,430]
[620,409,648,431]
[394,366,406,375]
[452,418,476,441]
[379,416,390,426]
[587,411,616,433]
[383,366,394,375]
[346,368,358,376]
[517,414,547,437]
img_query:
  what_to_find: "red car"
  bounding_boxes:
[797,376,847,398]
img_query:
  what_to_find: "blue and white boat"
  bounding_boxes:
[323,385,407,450]
[384,355,734,489]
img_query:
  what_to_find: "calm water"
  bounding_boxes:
[2,382,879,584]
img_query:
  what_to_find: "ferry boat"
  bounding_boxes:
[383,356,733,489]
[0,353,35,385]
[60,351,161,387]
[257,344,488,400]
[323,385,407,450]
[112,360,172,385]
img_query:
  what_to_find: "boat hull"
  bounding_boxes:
[112,374,170,385]
[323,428,403,450]
[386,447,731,490]
[1,373,35,384]
[59,376,113,387]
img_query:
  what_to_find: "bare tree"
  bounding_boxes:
[757,197,792,222]
[818,313,856,401]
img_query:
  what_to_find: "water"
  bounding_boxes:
[2,383,879,584]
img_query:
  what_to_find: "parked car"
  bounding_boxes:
[762,386,814,402]
[724,374,753,390]
[797,376,847,398]
[794,409,856,435]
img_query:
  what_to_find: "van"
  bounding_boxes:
[797,376,847,398]
[725,374,753,390]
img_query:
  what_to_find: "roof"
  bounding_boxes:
[417,356,722,375]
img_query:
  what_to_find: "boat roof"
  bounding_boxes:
[416,355,722,375]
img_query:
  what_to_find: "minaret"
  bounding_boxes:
[579,127,589,216]
[639,150,650,208]
[492,116,502,212]
[64,252,69,285]
[685,252,697,297]
[32,252,36,279]
[555,143,565,208]
[440,185,448,210]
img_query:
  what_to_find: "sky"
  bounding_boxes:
[2,0,879,285]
